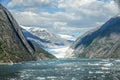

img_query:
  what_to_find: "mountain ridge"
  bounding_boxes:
[0,4,56,63]
[21,26,73,48]
[66,15,120,58]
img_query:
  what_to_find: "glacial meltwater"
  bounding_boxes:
[0,59,120,80]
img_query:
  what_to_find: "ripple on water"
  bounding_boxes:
[0,59,120,80]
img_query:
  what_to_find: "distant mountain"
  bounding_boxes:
[21,26,75,58]
[21,26,73,49]
[0,4,56,63]
[66,15,120,58]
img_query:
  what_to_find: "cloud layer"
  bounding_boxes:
[8,0,119,36]
[8,0,58,8]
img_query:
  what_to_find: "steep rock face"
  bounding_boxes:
[0,4,55,63]
[66,15,120,58]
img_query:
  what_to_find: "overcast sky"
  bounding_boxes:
[1,0,119,37]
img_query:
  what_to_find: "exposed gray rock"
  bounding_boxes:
[66,15,120,59]
[0,4,56,63]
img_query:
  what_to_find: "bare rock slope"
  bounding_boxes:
[66,15,120,58]
[0,4,55,63]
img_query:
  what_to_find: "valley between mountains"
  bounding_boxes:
[0,3,120,63]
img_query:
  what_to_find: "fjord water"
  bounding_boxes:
[0,59,120,80]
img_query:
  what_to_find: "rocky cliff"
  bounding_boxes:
[66,15,120,59]
[0,4,55,63]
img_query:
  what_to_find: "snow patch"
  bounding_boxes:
[46,46,69,58]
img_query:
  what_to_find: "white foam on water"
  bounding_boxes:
[103,63,113,67]
[36,77,46,80]
[115,60,120,62]
[95,71,104,74]
[89,71,93,74]
[88,63,99,66]
[72,77,78,80]
[102,59,110,62]
[47,76,57,80]
[101,67,110,70]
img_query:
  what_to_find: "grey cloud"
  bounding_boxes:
[8,0,58,8]
[114,0,120,8]
[8,0,119,35]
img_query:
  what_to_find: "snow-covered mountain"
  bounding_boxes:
[21,26,73,48]
[21,26,75,58]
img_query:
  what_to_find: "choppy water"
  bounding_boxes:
[0,59,120,80]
